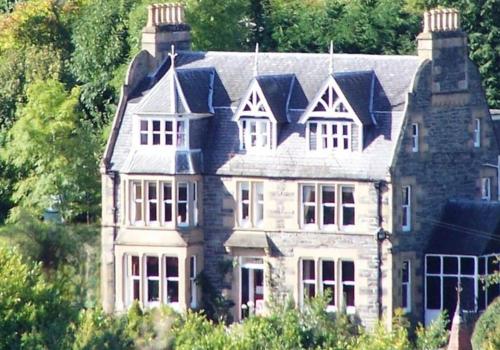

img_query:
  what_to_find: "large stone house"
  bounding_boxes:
[101,4,500,327]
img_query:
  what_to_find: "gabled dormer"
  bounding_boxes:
[233,74,294,151]
[299,71,375,152]
[133,48,214,150]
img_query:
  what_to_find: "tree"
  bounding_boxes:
[0,246,77,349]
[70,0,132,126]
[2,79,101,222]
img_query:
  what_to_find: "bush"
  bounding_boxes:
[472,297,500,350]
[415,311,449,350]
[0,245,78,349]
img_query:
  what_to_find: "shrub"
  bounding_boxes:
[415,311,449,350]
[472,297,500,350]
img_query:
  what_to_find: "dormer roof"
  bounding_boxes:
[233,74,294,123]
[299,71,375,125]
[136,65,214,115]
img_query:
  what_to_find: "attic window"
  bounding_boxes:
[240,119,271,150]
[308,121,351,151]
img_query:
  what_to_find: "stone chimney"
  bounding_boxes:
[141,3,191,60]
[417,9,468,93]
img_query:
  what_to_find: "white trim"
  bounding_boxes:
[237,181,265,228]
[190,255,197,308]
[233,80,277,123]
[299,75,361,125]
[239,118,272,151]
[307,120,352,151]
[135,116,190,150]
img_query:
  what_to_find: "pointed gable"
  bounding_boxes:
[233,78,275,122]
[299,72,375,125]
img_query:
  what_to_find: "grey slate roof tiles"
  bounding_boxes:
[109,50,422,180]
[426,199,500,256]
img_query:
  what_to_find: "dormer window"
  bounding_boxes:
[138,117,188,148]
[308,121,351,151]
[240,119,271,150]
[299,72,375,153]
[233,76,291,151]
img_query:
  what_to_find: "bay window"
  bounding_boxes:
[321,260,336,310]
[126,255,141,305]
[146,256,160,306]
[165,257,179,305]
[128,179,198,228]
[302,185,316,226]
[137,117,189,148]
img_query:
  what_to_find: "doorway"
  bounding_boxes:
[240,257,264,319]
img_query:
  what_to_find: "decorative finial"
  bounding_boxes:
[328,41,334,75]
[253,43,259,77]
[168,44,178,69]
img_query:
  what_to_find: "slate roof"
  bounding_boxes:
[334,71,375,125]
[426,199,500,256]
[109,50,422,180]
[255,74,294,123]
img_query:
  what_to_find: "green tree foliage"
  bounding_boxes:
[265,0,420,54]
[472,297,500,350]
[2,79,100,222]
[70,0,132,125]
[0,246,77,349]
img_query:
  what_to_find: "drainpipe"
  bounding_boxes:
[374,181,386,320]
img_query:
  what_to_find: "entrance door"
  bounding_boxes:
[240,257,264,319]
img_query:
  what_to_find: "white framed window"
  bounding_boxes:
[411,123,419,152]
[341,261,355,313]
[253,183,264,227]
[301,259,316,306]
[240,119,271,150]
[177,182,189,226]
[237,181,264,228]
[300,184,355,230]
[164,257,179,306]
[301,185,316,226]
[126,255,141,305]
[481,177,491,201]
[238,182,250,227]
[320,185,336,227]
[308,121,351,151]
[146,256,160,307]
[191,182,198,225]
[321,260,336,311]
[402,260,411,312]
[478,255,500,310]
[425,255,477,313]
[402,186,411,232]
[162,182,173,224]
[147,182,158,224]
[129,179,197,228]
[341,186,355,227]
[189,256,197,308]
[131,181,143,224]
[137,118,189,148]
[473,118,481,148]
